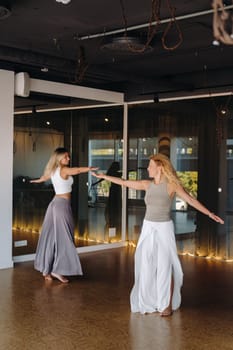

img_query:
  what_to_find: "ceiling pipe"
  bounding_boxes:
[14,90,233,115]
[78,5,233,41]
[158,91,233,103]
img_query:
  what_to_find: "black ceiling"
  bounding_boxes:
[1,0,233,109]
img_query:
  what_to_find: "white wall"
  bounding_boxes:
[0,70,14,269]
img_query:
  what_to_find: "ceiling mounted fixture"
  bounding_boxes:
[41,67,49,72]
[55,0,71,4]
[101,36,153,54]
[0,1,11,19]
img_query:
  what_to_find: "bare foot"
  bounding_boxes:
[160,307,173,317]
[43,274,53,281]
[51,272,69,283]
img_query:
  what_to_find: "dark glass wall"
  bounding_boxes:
[13,96,232,259]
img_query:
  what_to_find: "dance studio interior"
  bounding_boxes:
[1,0,233,349]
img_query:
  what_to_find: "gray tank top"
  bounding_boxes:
[144,181,172,222]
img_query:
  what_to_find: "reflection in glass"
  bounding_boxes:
[88,138,123,243]
[127,105,198,247]
[13,121,64,256]
[13,108,125,256]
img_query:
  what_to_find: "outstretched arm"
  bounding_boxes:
[175,184,224,224]
[62,166,98,177]
[30,175,50,184]
[91,172,150,191]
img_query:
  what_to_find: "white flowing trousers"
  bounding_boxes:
[130,219,183,314]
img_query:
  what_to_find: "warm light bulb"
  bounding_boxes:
[41,67,48,72]
[56,0,71,4]
[212,39,220,46]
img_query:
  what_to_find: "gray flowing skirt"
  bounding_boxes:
[34,197,83,276]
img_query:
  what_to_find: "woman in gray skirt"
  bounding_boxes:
[31,147,97,283]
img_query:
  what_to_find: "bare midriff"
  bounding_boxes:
[55,192,71,200]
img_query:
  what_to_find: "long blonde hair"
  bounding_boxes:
[43,147,68,177]
[149,153,181,186]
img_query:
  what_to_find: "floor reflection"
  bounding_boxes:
[1,248,233,349]
[129,311,182,350]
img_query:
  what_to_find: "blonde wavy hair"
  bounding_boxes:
[43,147,68,177]
[149,153,181,186]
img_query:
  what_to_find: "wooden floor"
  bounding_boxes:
[1,247,233,350]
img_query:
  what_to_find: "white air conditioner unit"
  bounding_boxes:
[14,72,30,97]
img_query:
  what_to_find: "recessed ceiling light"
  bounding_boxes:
[212,39,220,46]
[221,109,227,115]
[55,0,71,4]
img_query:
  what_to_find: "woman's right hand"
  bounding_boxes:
[91,172,105,179]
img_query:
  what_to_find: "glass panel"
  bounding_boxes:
[127,104,198,244]
[171,136,198,235]
[226,126,233,259]
[128,137,157,242]
[87,107,123,243]
[13,112,67,256]
[13,107,123,256]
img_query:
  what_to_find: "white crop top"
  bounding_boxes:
[51,167,73,195]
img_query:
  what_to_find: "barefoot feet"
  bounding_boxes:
[43,274,53,281]
[160,307,173,317]
[51,272,69,283]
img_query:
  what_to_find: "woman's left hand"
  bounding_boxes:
[91,172,104,179]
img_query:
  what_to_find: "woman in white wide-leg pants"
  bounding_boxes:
[91,153,224,316]
[130,219,183,314]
